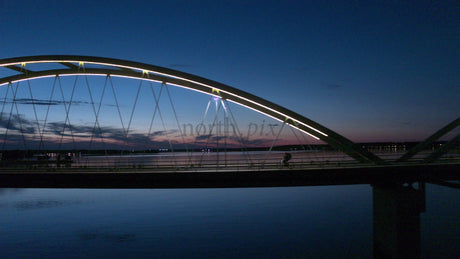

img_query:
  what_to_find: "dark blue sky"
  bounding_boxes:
[1,0,459,142]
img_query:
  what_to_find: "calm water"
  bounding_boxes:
[0,184,458,258]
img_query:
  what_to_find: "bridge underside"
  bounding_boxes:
[0,163,458,188]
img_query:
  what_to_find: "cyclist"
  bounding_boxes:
[282,152,292,167]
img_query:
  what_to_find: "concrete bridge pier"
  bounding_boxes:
[372,182,425,258]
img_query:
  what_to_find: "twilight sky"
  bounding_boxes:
[1,0,459,144]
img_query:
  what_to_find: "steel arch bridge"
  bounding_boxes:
[0,55,458,171]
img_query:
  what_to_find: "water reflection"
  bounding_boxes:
[76,230,136,243]
[0,188,23,196]
[0,183,458,258]
[14,199,83,210]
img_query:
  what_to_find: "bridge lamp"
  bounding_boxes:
[213,96,221,112]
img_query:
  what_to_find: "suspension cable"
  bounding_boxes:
[215,98,220,167]
[27,80,42,151]
[86,75,101,149]
[221,99,228,167]
[262,121,286,167]
[146,83,164,168]
[224,99,253,166]
[165,83,190,165]
[0,83,10,125]
[0,84,8,152]
[108,76,127,156]
[188,96,213,165]
[57,75,77,150]
[288,123,308,165]
[297,123,319,165]
[11,82,28,150]
[2,83,17,151]
[38,76,58,151]
[85,75,109,168]
[125,79,143,149]
[198,99,222,167]
[150,83,177,168]
[147,83,163,148]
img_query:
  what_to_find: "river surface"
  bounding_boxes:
[0,183,458,258]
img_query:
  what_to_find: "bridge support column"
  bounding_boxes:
[372,182,425,258]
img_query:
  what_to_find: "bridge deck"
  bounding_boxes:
[0,163,458,188]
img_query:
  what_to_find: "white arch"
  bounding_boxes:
[0,55,384,164]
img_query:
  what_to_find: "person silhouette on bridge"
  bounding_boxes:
[282,152,292,167]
